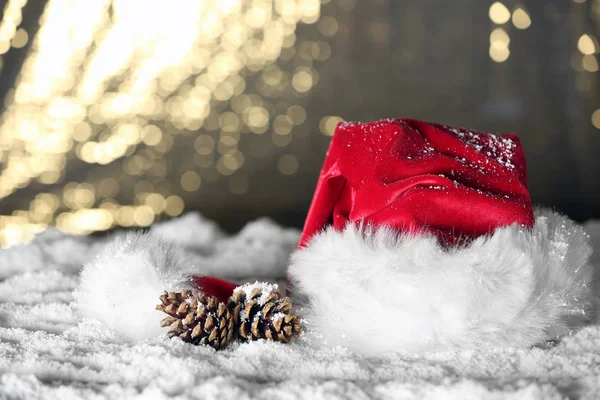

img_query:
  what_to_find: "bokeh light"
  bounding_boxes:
[512,7,531,30]
[578,34,597,55]
[0,0,332,246]
[1,0,599,246]
[489,2,511,25]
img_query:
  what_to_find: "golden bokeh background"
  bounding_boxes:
[0,0,599,247]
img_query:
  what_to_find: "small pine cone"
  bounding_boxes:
[227,283,301,343]
[156,290,234,350]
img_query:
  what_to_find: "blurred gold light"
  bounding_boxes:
[116,206,135,227]
[216,151,244,175]
[11,28,27,48]
[71,209,113,232]
[0,41,9,54]
[73,122,92,142]
[244,106,269,132]
[0,223,45,248]
[0,0,328,247]
[195,135,216,155]
[287,105,307,125]
[583,55,599,72]
[592,109,600,129]
[278,154,299,175]
[490,46,510,63]
[490,28,510,47]
[319,116,344,136]
[219,112,241,132]
[512,7,531,30]
[489,2,511,25]
[98,178,119,198]
[37,193,60,212]
[274,115,294,135]
[144,193,166,214]
[272,132,292,147]
[133,205,155,226]
[165,195,185,217]
[0,0,26,56]
[489,27,510,63]
[578,34,597,55]
[219,135,238,149]
[318,16,338,37]
[292,69,315,92]
[181,171,202,192]
[142,125,163,146]
[38,170,61,184]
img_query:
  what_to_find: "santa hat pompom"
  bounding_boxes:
[75,232,195,342]
[288,119,595,355]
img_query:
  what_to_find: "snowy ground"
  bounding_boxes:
[1,213,600,400]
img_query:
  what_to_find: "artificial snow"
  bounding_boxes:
[0,212,599,399]
[233,281,280,306]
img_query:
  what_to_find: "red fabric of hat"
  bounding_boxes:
[75,117,592,353]
[288,118,592,355]
[299,118,534,247]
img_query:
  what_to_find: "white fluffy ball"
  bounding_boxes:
[75,232,194,341]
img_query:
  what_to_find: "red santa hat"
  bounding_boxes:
[76,118,594,355]
[286,118,594,354]
[297,118,534,247]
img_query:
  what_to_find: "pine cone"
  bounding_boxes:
[156,290,234,350]
[227,283,301,343]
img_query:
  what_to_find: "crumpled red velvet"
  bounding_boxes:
[299,118,534,247]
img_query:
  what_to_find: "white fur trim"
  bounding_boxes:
[75,215,298,342]
[288,209,594,355]
[75,232,194,342]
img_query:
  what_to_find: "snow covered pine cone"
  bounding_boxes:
[156,290,234,350]
[227,283,301,343]
[157,283,301,348]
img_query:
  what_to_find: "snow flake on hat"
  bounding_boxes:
[446,125,517,172]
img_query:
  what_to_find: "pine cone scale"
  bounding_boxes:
[232,304,241,324]
[244,301,256,317]
[177,302,188,314]
[170,319,182,331]
[250,319,260,338]
[182,312,194,326]
[277,331,287,343]
[263,302,276,315]
[227,283,301,343]
[239,322,250,339]
[160,316,177,327]
[263,293,278,304]
[191,324,202,338]
[272,318,283,331]
[157,283,301,350]
[156,290,234,350]
[165,304,177,314]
